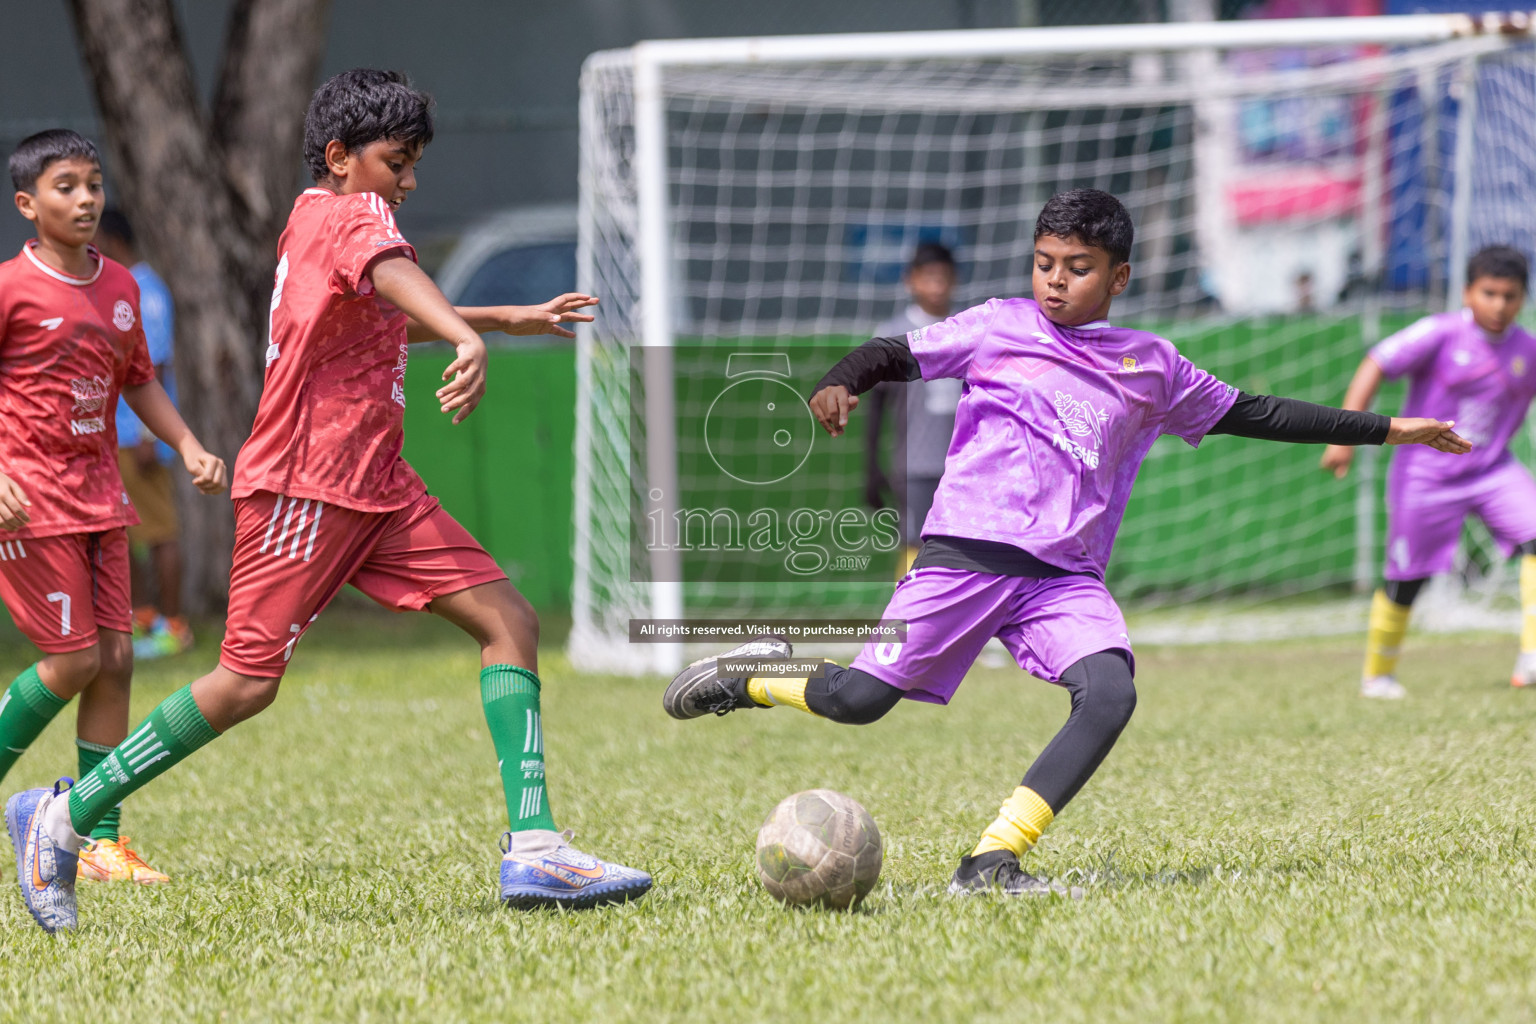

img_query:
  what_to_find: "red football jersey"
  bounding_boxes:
[0,242,155,539]
[234,189,426,512]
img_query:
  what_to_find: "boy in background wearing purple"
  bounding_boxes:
[663,189,1469,894]
[1322,246,1536,698]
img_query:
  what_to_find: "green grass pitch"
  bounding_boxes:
[0,608,1533,1022]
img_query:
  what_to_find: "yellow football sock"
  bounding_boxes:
[971,786,1055,858]
[747,675,813,713]
[1363,589,1412,679]
[747,661,844,714]
[1521,556,1536,653]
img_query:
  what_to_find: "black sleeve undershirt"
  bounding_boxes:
[812,335,921,397]
[1209,393,1390,446]
[810,336,1390,446]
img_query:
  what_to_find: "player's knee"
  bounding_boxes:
[506,587,539,646]
[819,692,890,725]
[1083,671,1137,731]
[95,633,133,688]
[43,644,102,691]
[829,703,893,726]
[1063,649,1137,731]
[813,667,902,725]
[453,581,538,652]
[227,672,282,718]
[1383,577,1428,606]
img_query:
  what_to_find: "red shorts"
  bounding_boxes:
[0,529,131,653]
[220,491,507,678]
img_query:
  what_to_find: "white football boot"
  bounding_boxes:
[1361,675,1407,700]
[1510,652,1536,689]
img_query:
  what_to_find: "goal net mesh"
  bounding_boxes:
[575,31,1536,671]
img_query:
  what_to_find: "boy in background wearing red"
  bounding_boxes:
[0,130,226,907]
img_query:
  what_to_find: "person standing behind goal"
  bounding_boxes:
[863,242,961,577]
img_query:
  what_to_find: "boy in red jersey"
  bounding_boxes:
[0,130,226,907]
[8,72,649,932]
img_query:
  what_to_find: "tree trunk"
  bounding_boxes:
[66,0,331,611]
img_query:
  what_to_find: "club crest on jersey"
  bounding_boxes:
[112,299,135,332]
[1052,390,1107,469]
[1121,355,1139,372]
[1513,356,1527,377]
[69,374,112,436]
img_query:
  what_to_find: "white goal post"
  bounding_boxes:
[575,14,1536,675]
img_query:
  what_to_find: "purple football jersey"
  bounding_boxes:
[908,297,1238,577]
[1371,309,1536,484]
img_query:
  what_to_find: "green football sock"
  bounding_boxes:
[76,739,121,842]
[67,684,219,836]
[0,664,68,785]
[481,664,556,832]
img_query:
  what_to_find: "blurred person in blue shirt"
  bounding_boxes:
[96,210,193,658]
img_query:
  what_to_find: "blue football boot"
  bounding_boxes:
[6,779,80,933]
[499,830,652,909]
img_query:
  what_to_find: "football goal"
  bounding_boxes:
[575,14,1536,673]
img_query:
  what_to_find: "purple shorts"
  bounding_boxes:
[850,566,1133,705]
[1385,458,1536,580]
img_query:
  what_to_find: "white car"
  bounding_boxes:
[434,203,577,312]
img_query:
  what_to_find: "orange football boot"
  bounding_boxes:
[77,837,171,885]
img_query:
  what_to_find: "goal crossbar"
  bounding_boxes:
[585,12,1535,73]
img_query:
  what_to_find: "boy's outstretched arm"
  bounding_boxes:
[1319,356,1386,478]
[370,256,491,424]
[1207,390,1469,454]
[808,335,921,437]
[403,293,599,344]
[121,380,227,494]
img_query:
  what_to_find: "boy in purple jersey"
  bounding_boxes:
[662,189,1470,895]
[1322,246,1536,698]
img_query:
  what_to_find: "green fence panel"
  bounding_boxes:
[402,345,576,610]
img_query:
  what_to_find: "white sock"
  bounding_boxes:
[42,791,87,853]
[505,829,566,858]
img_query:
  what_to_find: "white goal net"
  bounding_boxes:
[575,16,1536,673]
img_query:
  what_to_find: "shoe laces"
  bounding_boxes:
[990,859,1027,886]
[966,851,1027,888]
[697,680,743,716]
[113,837,156,872]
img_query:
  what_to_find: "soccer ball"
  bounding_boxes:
[754,789,882,910]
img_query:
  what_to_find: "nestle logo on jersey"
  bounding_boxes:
[1052,390,1107,469]
[1052,432,1100,468]
[70,416,107,437]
